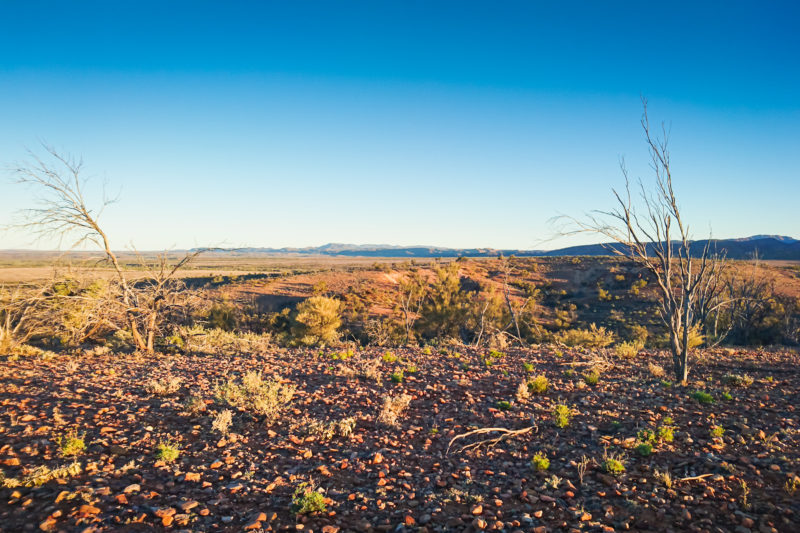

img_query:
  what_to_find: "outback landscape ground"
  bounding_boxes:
[1,256,799,532]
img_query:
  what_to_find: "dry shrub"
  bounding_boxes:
[212,409,233,435]
[145,375,182,396]
[722,372,754,388]
[515,380,530,402]
[215,371,295,423]
[648,363,665,377]
[554,324,615,348]
[306,417,356,441]
[182,325,272,355]
[339,357,383,384]
[378,393,412,427]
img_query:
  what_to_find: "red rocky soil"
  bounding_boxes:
[0,346,798,532]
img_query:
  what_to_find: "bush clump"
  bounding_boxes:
[531,452,550,471]
[291,482,327,515]
[527,374,549,394]
[291,296,344,346]
[690,391,714,405]
[553,404,571,428]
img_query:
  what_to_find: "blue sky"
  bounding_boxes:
[1,1,798,250]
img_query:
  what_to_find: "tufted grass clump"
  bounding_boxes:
[378,393,412,427]
[722,373,753,388]
[615,340,643,359]
[145,375,182,396]
[583,369,600,386]
[56,429,86,457]
[690,391,714,404]
[496,400,512,411]
[553,404,571,428]
[155,440,180,463]
[531,452,550,471]
[554,323,615,348]
[390,370,404,383]
[523,362,535,372]
[382,351,398,363]
[602,452,626,475]
[527,374,549,394]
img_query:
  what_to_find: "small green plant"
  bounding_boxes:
[637,428,656,444]
[527,374,549,394]
[291,482,327,515]
[531,452,550,471]
[553,404,571,428]
[55,429,86,457]
[765,376,774,383]
[721,391,733,401]
[523,362,535,372]
[660,379,673,388]
[635,443,653,457]
[602,452,626,475]
[657,424,674,443]
[496,400,512,411]
[691,391,714,404]
[406,364,418,373]
[155,440,180,463]
[583,369,600,386]
[422,346,432,355]
[710,425,725,438]
[390,371,404,384]
[382,351,398,363]
[615,340,643,359]
[554,349,564,358]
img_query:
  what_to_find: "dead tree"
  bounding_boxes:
[567,99,724,382]
[0,283,50,353]
[9,145,205,353]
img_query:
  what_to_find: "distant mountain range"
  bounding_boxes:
[232,235,800,260]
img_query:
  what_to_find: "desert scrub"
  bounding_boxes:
[496,400,512,411]
[145,374,182,396]
[212,409,233,435]
[657,418,675,443]
[1,462,82,488]
[291,482,327,515]
[709,425,725,438]
[55,429,86,457]
[382,351,398,363]
[722,373,753,388]
[531,452,550,471]
[306,417,356,441]
[554,323,615,348]
[155,440,180,463]
[290,295,344,346]
[527,374,549,394]
[181,325,272,355]
[614,340,643,359]
[215,371,296,422]
[183,393,207,415]
[378,393,412,427]
[583,369,600,386]
[553,404,571,428]
[390,370,404,383]
[690,391,714,404]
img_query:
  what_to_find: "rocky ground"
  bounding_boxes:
[0,345,798,532]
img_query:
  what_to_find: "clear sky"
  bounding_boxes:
[1,1,798,251]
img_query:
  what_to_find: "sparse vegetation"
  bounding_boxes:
[553,404,571,428]
[531,452,550,471]
[155,440,180,463]
[215,371,296,422]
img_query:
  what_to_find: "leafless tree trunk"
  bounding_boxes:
[8,145,206,353]
[565,99,724,383]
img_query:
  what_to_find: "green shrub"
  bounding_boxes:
[290,296,344,346]
[657,424,674,443]
[635,443,653,457]
[637,428,656,444]
[527,374,549,394]
[291,482,327,515]
[382,351,398,363]
[554,323,615,348]
[496,400,512,411]
[390,371,404,384]
[531,452,550,471]
[710,425,725,438]
[523,362,534,372]
[553,404,571,428]
[207,302,237,331]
